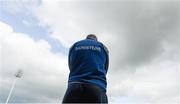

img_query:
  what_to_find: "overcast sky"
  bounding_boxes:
[0,0,180,103]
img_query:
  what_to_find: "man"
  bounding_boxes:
[62,34,109,103]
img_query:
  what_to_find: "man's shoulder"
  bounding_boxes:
[71,39,108,50]
[74,39,87,44]
[102,44,109,54]
[69,40,85,50]
[74,39,100,45]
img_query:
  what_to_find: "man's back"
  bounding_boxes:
[68,39,109,91]
[63,34,109,103]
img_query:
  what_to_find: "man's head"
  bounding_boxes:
[86,34,98,41]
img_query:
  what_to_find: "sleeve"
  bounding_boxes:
[68,44,74,71]
[103,44,109,72]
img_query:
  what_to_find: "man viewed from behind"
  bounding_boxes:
[62,34,109,103]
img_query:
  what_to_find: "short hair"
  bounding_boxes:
[86,34,98,41]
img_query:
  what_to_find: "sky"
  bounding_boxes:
[0,0,180,103]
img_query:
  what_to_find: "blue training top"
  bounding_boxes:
[68,38,109,92]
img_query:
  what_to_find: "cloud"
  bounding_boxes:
[132,60,179,103]
[107,53,179,103]
[0,21,68,103]
[0,0,40,15]
[36,0,180,69]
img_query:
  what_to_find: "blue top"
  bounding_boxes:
[68,39,109,92]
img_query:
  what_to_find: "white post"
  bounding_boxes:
[5,69,23,104]
[5,78,17,104]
